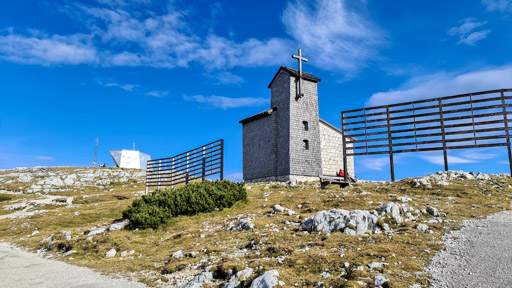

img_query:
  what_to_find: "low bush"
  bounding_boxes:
[0,195,11,202]
[123,180,246,229]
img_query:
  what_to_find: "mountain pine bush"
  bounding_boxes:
[123,180,246,229]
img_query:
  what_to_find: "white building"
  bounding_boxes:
[110,149,151,169]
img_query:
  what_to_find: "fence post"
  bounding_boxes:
[342,112,348,183]
[386,107,395,182]
[145,160,149,195]
[500,90,512,177]
[220,139,224,180]
[202,147,206,181]
[171,157,175,190]
[439,99,449,171]
[157,160,161,190]
[186,152,190,184]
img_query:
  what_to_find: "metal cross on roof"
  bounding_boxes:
[292,48,308,98]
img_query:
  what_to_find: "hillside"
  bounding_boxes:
[0,167,511,287]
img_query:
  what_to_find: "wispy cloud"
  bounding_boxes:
[184,95,268,109]
[420,154,475,166]
[205,72,245,85]
[282,0,386,76]
[458,150,497,160]
[482,0,512,12]
[366,65,512,106]
[36,156,54,160]
[447,18,490,46]
[101,81,137,92]
[0,30,97,65]
[358,157,389,171]
[0,0,384,76]
[145,91,168,97]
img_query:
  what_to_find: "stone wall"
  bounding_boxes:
[288,76,322,177]
[270,72,291,176]
[241,113,278,180]
[319,120,355,177]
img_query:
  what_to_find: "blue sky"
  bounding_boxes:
[1,0,512,181]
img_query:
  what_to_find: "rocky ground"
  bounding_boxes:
[0,242,145,288]
[0,167,511,288]
[426,208,512,287]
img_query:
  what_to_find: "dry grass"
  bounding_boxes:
[0,169,511,287]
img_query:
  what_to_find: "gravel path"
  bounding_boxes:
[0,243,146,288]
[427,209,512,287]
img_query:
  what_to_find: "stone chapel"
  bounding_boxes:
[239,63,355,183]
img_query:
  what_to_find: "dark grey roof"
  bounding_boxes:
[239,108,277,124]
[268,66,321,88]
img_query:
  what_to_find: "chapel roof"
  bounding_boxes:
[268,66,321,88]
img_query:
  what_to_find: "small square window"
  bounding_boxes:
[303,139,309,150]
[303,121,309,131]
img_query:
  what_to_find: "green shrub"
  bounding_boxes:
[0,195,11,203]
[123,180,246,229]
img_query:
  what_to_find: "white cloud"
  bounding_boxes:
[420,154,475,166]
[358,157,389,171]
[145,90,168,97]
[0,0,382,76]
[0,31,97,65]
[366,65,512,106]
[447,18,490,46]
[184,95,268,109]
[120,84,135,91]
[206,72,244,85]
[458,150,497,160]
[36,156,54,160]
[101,81,137,92]
[482,0,512,12]
[282,0,386,75]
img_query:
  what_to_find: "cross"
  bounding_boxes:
[292,48,308,98]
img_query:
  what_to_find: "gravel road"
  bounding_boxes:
[427,209,512,287]
[0,243,146,288]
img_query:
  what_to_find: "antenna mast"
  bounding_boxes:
[94,136,99,167]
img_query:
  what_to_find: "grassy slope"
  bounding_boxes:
[0,168,511,287]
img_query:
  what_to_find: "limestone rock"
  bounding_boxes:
[105,249,116,258]
[223,268,254,288]
[177,272,213,288]
[250,270,284,288]
[378,202,403,224]
[301,209,350,233]
[3,203,27,210]
[416,224,430,233]
[367,262,387,269]
[374,275,389,286]
[272,205,285,213]
[109,220,130,231]
[172,250,184,259]
[427,206,440,217]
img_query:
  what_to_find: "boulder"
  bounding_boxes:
[172,250,184,259]
[250,270,284,288]
[301,209,350,233]
[374,275,389,286]
[378,202,403,224]
[272,205,285,213]
[3,203,27,210]
[416,224,430,233]
[105,249,116,258]
[223,268,254,288]
[109,220,130,231]
[177,272,213,288]
[426,206,440,217]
